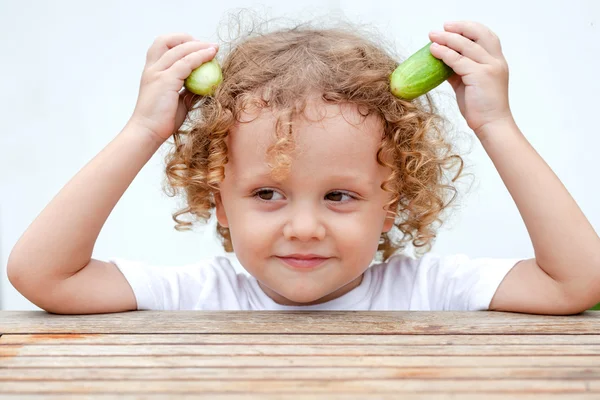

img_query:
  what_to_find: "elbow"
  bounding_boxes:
[6,254,26,294]
[6,256,63,314]
[6,243,33,291]
[558,275,600,315]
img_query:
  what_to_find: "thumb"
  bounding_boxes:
[447,73,462,92]
[179,88,200,111]
[173,89,198,133]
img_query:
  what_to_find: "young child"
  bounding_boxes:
[7,20,600,315]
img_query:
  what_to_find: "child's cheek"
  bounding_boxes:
[238,210,280,243]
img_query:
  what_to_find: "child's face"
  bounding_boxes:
[214,99,394,306]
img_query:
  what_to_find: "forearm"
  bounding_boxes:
[8,121,164,280]
[477,119,600,291]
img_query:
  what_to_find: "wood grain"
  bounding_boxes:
[0,396,599,400]
[1,366,600,381]
[0,379,597,393]
[2,311,599,334]
[2,311,599,397]
[2,355,600,368]
[2,344,600,357]
[3,334,600,345]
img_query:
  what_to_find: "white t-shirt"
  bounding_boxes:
[109,253,520,311]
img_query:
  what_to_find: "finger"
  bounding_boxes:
[429,42,477,77]
[442,21,503,58]
[428,30,495,65]
[153,40,219,72]
[171,47,218,81]
[146,33,195,66]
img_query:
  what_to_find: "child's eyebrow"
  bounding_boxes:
[239,170,376,187]
[323,174,377,187]
[237,170,276,182]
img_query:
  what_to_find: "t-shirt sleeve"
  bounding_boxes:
[109,258,202,310]
[108,257,246,310]
[424,253,521,311]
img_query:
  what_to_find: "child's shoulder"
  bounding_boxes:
[109,254,245,292]
[371,251,521,280]
[109,254,254,310]
[370,252,522,311]
[370,251,441,271]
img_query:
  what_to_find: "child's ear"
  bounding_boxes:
[382,211,395,233]
[214,192,229,228]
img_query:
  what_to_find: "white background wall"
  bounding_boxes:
[1,0,598,310]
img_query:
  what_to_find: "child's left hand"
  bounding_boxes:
[428,21,513,137]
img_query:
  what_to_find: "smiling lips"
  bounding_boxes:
[277,254,330,269]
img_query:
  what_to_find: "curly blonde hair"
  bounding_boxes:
[164,13,466,261]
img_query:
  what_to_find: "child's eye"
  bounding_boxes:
[252,189,356,203]
[253,189,284,201]
[325,191,355,203]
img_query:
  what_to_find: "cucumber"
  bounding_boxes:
[390,42,454,100]
[184,58,223,96]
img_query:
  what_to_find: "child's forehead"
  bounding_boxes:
[226,102,387,180]
[229,101,383,152]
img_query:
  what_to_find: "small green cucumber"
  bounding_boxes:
[390,42,454,100]
[184,58,223,96]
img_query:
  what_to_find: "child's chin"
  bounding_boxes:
[280,290,330,306]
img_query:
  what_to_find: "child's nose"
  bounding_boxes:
[283,207,326,242]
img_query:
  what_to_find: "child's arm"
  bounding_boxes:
[7,34,219,314]
[477,118,600,314]
[428,21,600,315]
[8,125,161,314]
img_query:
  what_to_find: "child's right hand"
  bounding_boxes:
[129,33,218,143]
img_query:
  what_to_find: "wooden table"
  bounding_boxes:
[2,310,600,399]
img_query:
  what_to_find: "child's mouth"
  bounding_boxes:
[276,256,330,269]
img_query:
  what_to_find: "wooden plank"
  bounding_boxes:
[2,344,600,357]
[3,355,600,368]
[0,379,596,393]
[2,311,600,334]
[3,334,600,346]
[1,395,599,400]
[1,366,600,381]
